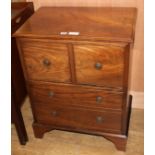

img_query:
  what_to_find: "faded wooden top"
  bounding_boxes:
[14,7,137,42]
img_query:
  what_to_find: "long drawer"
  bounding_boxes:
[33,103,122,134]
[29,81,124,110]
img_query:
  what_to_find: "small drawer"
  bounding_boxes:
[29,81,124,110]
[74,44,126,88]
[20,39,71,83]
[34,103,122,134]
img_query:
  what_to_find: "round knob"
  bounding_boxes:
[48,91,54,97]
[96,96,103,103]
[96,116,104,123]
[15,17,21,24]
[43,59,51,66]
[51,111,58,117]
[95,62,102,70]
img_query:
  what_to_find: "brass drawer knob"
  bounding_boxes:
[51,111,58,117]
[43,59,51,66]
[95,62,102,70]
[48,91,54,97]
[96,116,104,123]
[15,17,21,24]
[96,96,103,103]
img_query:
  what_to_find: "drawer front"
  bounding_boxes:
[34,103,122,133]
[29,82,124,110]
[20,40,71,82]
[74,44,126,88]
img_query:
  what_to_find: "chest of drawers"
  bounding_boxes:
[14,7,137,151]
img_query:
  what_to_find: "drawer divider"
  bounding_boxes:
[68,44,77,83]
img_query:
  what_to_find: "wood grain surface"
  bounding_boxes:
[14,7,137,43]
[20,39,71,82]
[29,81,124,110]
[74,44,126,88]
[33,103,122,134]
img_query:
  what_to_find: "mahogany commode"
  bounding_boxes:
[14,7,137,151]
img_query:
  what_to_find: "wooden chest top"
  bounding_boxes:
[14,7,137,42]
